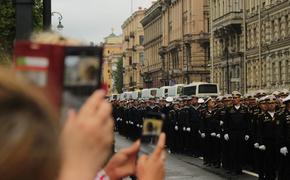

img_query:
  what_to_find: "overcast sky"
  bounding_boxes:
[51,0,153,44]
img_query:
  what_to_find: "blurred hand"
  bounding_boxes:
[259,145,266,151]
[59,90,114,180]
[245,135,250,141]
[216,134,221,138]
[280,147,288,156]
[254,143,259,149]
[224,134,229,141]
[174,126,178,131]
[137,133,166,180]
[201,133,206,138]
[210,132,216,137]
[105,140,140,180]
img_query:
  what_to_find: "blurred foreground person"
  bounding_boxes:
[0,68,60,180]
[10,31,166,180]
[0,67,114,180]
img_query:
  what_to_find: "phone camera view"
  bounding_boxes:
[64,55,100,86]
[61,53,101,118]
[142,118,163,136]
[141,114,164,145]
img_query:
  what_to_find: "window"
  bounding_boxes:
[279,61,282,83]
[182,86,196,96]
[129,56,132,65]
[278,18,281,40]
[198,84,218,93]
[286,15,289,37]
[271,20,275,41]
[272,62,276,83]
[139,52,144,66]
[286,60,289,82]
[139,35,144,45]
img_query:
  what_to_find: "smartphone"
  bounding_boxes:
[61,46,103,116]
[141,112,165,145]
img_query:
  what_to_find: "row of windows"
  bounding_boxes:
[246,59,290,87]
[212,0,242,20]
[247,14,290,49]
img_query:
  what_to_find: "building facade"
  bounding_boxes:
[102,32,123,95]
[245,0,290,93]
[122,8,145,91]
[211,0,290,94]
[211,0,245,94]
[140,1,163,88]
[159,0,210,86]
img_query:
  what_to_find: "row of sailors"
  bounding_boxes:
[111,90,290,180]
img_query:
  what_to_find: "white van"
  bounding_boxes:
[120,91,133,101]
[168,84,184,99]
[109,94,119,101]
[141,88,158,99]
[156,86,170,98]
[182,82,219,98]
[132,90,142,100]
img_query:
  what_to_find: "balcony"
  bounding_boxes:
[212,12,243,33]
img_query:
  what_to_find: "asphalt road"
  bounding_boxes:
[114,133,258,180]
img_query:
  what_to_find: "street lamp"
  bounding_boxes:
[51,11,64,30]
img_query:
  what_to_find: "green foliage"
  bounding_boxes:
[113,57,124,94]
[0,0,43,65]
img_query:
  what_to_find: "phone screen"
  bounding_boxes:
[61,47,102,120]
[141,112,164,146]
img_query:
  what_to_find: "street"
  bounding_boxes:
[114,133,258,180]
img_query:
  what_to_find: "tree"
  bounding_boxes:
[0,0,43,64]
[113,57,123,94]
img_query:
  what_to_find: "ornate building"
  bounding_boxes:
[245,0,290,93]
[121,8,145,91]
[140,1,163,88]
[211,0,290,94]
[159,0,210,85]
[102,32,123,95]
[210,0,245,94]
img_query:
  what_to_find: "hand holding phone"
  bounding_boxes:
[141,112,165,145]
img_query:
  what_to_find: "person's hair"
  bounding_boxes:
[0,68,59,180]
[30,31,83,46]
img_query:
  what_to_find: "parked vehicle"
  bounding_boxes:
[156,86,170,98]
[167,84,185,99]
[141,88,158,99]
[132,90,142,100]
[182,82,219,98]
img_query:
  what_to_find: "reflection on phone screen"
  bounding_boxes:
[141,118,163,144]
[61,55,101,120]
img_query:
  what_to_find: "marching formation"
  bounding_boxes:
[111,89,290,180]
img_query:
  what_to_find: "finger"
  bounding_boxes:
[121,140,141,155]
[160,151,166,161]
[95,102,112,123]
[79,90,106,115]
[138,155,148,164]
[67,108,77,122]
[152,133,166,158]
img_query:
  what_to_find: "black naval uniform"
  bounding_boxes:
[188,105,201,157]
[278,109,290,180]
[224,105,250,174]
[200,109,221,166]
[257,111,283,180]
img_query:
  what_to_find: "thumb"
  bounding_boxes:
[121,140,141,155]
[152,133,166,159]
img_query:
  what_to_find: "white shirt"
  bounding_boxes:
[268,111,275,118]
[234,105,240,110]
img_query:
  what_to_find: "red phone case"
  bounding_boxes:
[13,41,65,113]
